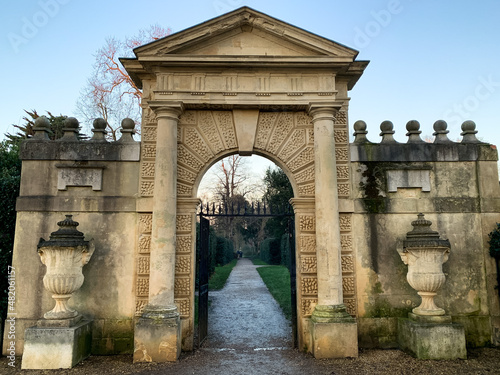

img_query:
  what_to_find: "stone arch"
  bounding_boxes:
[134,106,356,351]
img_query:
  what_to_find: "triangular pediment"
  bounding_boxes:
[134,7,358,58]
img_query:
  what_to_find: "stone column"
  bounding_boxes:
[308,104,357,358]
[134,103,184,363]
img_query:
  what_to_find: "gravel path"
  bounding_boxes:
[2,258,499,374]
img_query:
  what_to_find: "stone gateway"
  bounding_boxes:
[4,7,499,367]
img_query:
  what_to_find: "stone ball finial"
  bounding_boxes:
[93,118,107,130]
[406,120,420,132]
[433,120,448,133]
[121,118,135,130]
[461,120,481,143]
[354,120,367,132]
[433,120,452,144]
[353,120,370,144]
[406,120,423,143]
[64,117,80,129]
[32,116,51,140]
[380,120,397,143]
[34,116,50,129]
[118,118,136,143]
[461,120,476,133]
[380,120,394,133]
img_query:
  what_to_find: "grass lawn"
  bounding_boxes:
[209,259,237,290]
[256,265,292,320]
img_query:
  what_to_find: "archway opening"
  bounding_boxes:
[195,154,297,350]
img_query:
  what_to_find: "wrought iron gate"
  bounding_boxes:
[197,201,297,348]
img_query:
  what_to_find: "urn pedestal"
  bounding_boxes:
[22,216,94,369]
[397,214,466,359]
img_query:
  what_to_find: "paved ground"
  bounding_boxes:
[2,258,500,374]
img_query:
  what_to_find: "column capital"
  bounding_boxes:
[307,102,342,121]
[177,198,201,213]
[289,197,315,213]
[148,101,185,120]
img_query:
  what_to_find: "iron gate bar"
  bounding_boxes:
[199,201,294,217]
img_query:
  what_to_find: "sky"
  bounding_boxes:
[1,0,500,186]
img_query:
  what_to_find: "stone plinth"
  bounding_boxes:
[398,317,466,360]
[310,305,358,358]
[21,319,92,369]
[133,306,181,363]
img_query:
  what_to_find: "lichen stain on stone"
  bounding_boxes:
[134,342,152,362]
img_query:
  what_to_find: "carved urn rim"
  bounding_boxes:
[38,215,89,249]
[403,213,450,249]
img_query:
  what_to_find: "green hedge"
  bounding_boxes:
[259,237,281,265]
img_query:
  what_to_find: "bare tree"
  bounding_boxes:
[76,25,171,140]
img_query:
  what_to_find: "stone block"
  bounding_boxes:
[310,320,358,358]
[398,318,467,359]
[133,315,181,362]
[21,319,92,369]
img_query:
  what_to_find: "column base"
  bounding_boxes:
[133,305,181,363]
[21,319,92,369]
[310,304,358,358]
[398,314,467,359]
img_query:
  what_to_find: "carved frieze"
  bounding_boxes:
[337,165,349,180]
[295,166,314,184]
[335,147,349,162]
[175,255,191,274]
[287,147,314,172]
[137,256,150,275]
[176,236,192,253]
[341,235,353,252]
[301,277,318,295]
[136,277,149,297]
[177,183,192,197]
[299,215,316,232]
[300,235,316,253]
[301,298,317,316]
[342,276,355,295]
[334,130,348,144]
[339,214,352,232]
[344,298,357,317]
[142,144,157,159]
[140,181,155,196]
[139,214,153,234]
[138,235,151,254]
[174,277,191,295]
[337,183,350,197]
[198,111,224,154]
[213,111,237,149]
[300,256,317,273]
[142,126,157,142]
[135,299,148,316]
[178,144,204,171]
[255,112,278,149]
[341,255,354,273]
[176,215,192,232]
[267,112,294,154]
[184,127,213,161]
[175,298,190,318]
[278,129,306,161]
[298,184,315,197]
[141,162,155,178]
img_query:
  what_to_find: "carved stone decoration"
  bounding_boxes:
[339,214,352,231]
[301,298,318,316]
[174,298,190,317]
[344,298,357,316]
[301,277,318,295]
[400,213,451,316]
[37,215,95,320]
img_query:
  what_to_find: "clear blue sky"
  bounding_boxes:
[1,0,499,147]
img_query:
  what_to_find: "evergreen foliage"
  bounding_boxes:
[488,223,500,259]
[0,141,21,320]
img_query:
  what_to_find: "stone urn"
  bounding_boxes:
[37,215,94,320]
[400,214,451,316]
